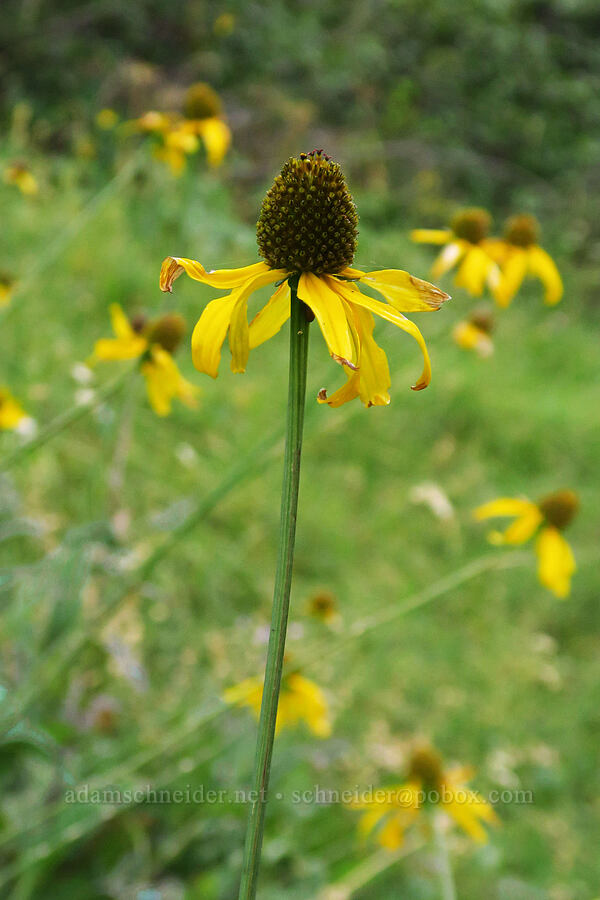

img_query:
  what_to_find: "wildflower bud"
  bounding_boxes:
[538,489,578,531]
[469,305,495,334]
[451,208,491,244]
[504,214,539,248]
[408,744,444,788]
[256,150,359,275]
[183,82,222,120]
[147,313,187,354]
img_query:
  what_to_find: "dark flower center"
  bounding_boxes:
[256,150,359,275]
[538,490,578,531]
[183,82,222,120]
[451,208,491,244]
[504,214,539,248]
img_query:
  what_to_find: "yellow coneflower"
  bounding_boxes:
[224,671,331,737]
[3,162,38,196]
[160,150,449,408]
[474,489,578,597]
[349,743,497,850]
[484,214,563,307]
[452,305,495,357]
[0,387,28,430]
[411,208,500,297]
[95,108,119,130]
[307,590,340,624]
[0,272,15,308]
[90,304,199,416]
[181,82,231,168]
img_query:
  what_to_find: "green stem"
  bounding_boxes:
[238,281,310,899]
[433,812,457,900]
[0,369,132,473]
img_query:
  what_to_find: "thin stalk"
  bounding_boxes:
[433,813,457,900]
[0,369,132,473]
[238,281,310,899]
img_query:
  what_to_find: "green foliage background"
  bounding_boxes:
[1,2,599,898]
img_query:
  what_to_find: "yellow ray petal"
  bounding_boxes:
[346,302,391,407]
[332,279,431,391]
[249,281,291,349]
[297,272,356,368]
[196,117,232,167]
[141,346,199,416]
[473,497,539,520]
[528,245,563,305]
[431,241,466,279]
[0,388,27,429]
[160,257,279,293]
[317,373,361,408]
[110,303,137,340]
[454,246,497,297]
[353,268,450,312]
[410,228,452,244]
[494,248,528,307]
[535,526,576,598]
[500,508,544,544]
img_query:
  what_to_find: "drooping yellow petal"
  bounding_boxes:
[351,268,450,312]
[410,228,452,245]
[297,272,356,368]
[454,246,498,297]
[191,267,284,376]
[317,372,361,408]
[481,238,510,265]
[528,245,563,306]
[347,302,391,407]
[535,526,575,598]
[110,303,137,341]
[223,677,263,714]
[91,304,148,361]
[378,816,406,850]
[500,508,544,544]
[494,248,528,307]
[160,257,278,293]
[473,497,539,520]
[332,279,431,391]
[440,792,495,843]
[287,673,331,738]
[140,346,199,416]
[248,281,291,349]
[431,241,466,279]
[196,117,231,167]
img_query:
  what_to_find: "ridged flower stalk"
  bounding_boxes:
[238,277,309,899]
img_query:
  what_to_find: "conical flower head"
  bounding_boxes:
[538,489,578,531]
[147,312,187,354]
[256,150,359,275]
[183,82,222,120]
[451,208,491,244]
[504,214,539,248]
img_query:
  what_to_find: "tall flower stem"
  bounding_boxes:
[238,279,310,899]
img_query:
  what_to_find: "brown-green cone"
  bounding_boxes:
[408,745,444,788]
[504,214,539,248]
[183,82,222,120]
[256,150,359,275]
[146,313,187,354]
[538,489,578,531]
[451,208,491,244]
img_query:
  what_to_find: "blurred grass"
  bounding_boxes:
[1,149,599,900]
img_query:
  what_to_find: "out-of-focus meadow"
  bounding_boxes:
[1,2,599,898]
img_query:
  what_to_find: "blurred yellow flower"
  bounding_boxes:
[95,108,119,130]
[0,387,28,430]
[307,590,340,624]
[3,162,38,196]
[349,744,497,850]
[91,304,199,417]
[474,489,578,597]
[452,306,494,357]
[0,272,15,308]
[484,215,563,307]
[411,208,500,297]
[161,151,449,408]
[224,671,331,737]
[213,12,235,35]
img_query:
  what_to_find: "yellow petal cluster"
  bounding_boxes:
[224,672,331,737]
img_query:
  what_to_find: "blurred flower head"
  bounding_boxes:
[452,304,495,357]
[224,670,331,737]
[95,108,119,130]
[0,387,28,430]
[474,489,578,597]
[348,742,497,850]
[307,590,340,624]
[3,161,38,196]
[411,208,500,297]
[0,272,15,308]
[161,150,449,408]
[90,304,199,416]
[485,214,563,307]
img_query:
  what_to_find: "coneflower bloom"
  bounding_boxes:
[474,489,578,597]
[0,387,28,430]
[133,82,230,175]
[452,306,494,357]
[224,671,331,737]
[0,272,15,308]
[307,590,340,624]
[3,162,38,196]
[349,744,497,849]
[484,215,563,307]
[90,305,199,416]
[160,150,449,408]
[411,208,500,297]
